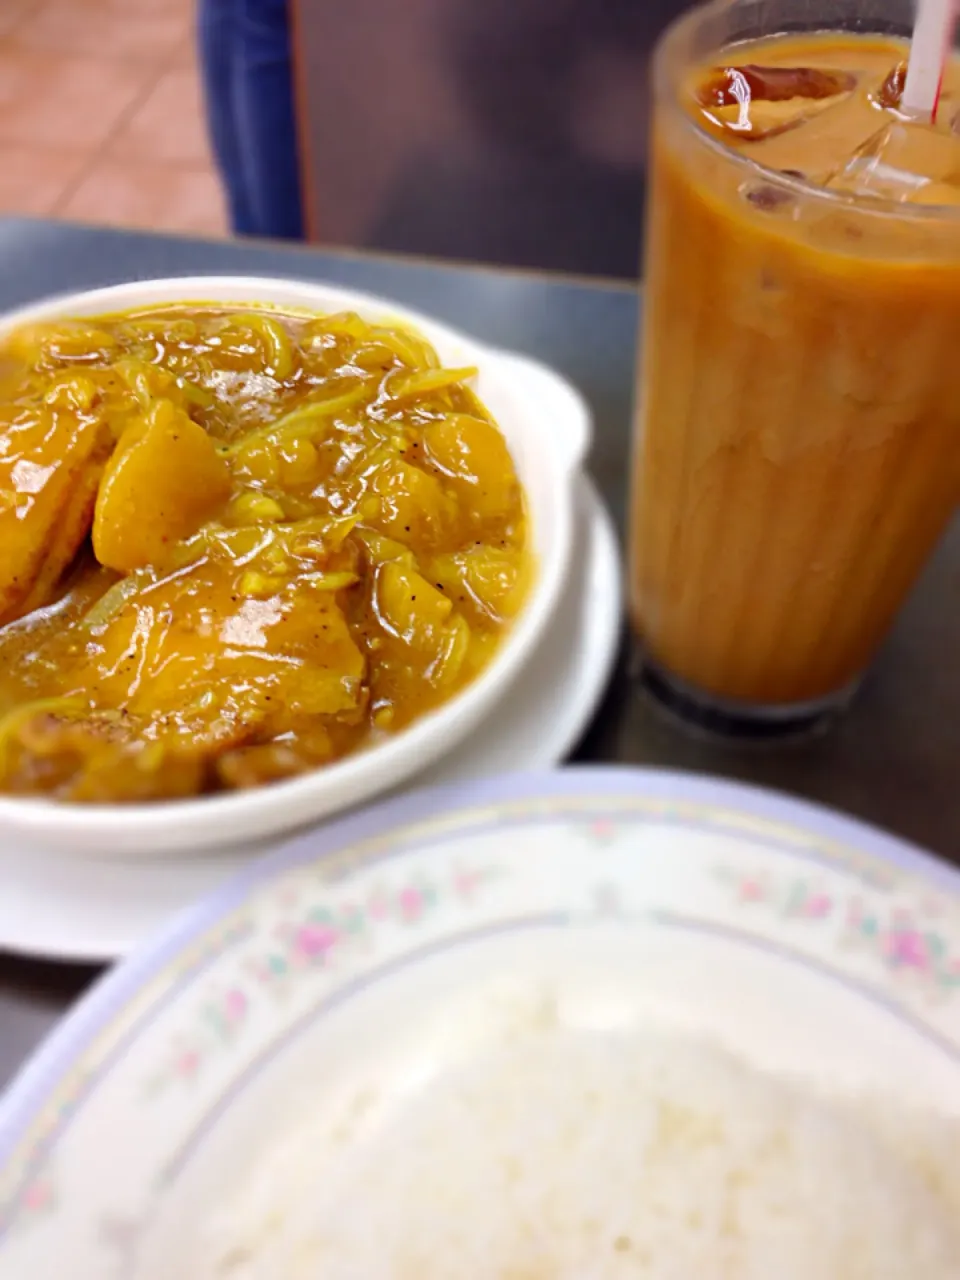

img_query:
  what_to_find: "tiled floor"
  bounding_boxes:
[0,0,226,236]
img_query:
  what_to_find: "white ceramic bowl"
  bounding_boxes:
[0,276,590,857]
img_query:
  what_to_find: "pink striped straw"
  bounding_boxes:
[901,0,958,121]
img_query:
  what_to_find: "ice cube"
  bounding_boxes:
[873,62,960,139]
[938,98,960,138]
[826,121,960,204]
[695,64,857,141]
[697,65,858,107]
[873,61,907,110]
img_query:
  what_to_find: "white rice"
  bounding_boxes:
[199,1028,960,1278]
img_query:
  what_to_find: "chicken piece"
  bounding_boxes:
[0,540,368,800]
[3,706,209,803]
[75,547,365,736]
[93,399,231,573]
[0,404,114,625]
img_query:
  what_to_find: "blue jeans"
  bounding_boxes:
[197,0,305,240]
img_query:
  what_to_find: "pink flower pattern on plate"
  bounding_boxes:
[140,862,499,1096]
[717,867,960,1000]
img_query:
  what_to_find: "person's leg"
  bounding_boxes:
[196,0,258,235]
[233,0,305,240]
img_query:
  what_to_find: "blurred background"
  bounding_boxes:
[0,0,687,279]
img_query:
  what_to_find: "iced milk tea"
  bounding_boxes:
[631,4,960,728]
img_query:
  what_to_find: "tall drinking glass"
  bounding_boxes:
[630,0,960,737]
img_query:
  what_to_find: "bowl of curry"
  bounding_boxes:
[0,277,589,855]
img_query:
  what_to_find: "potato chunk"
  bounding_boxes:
[93,399,231,573]
[0,406,113,625]
[421,414,519,522]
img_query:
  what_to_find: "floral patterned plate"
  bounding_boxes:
[1,766,959,1277]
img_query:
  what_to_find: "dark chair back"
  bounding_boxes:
[293,0,691,278]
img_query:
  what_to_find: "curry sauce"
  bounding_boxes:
[0,305,530,802]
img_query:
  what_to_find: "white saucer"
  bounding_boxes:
[0,475,621,962]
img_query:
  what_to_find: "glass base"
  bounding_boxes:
[634,653,860,743]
